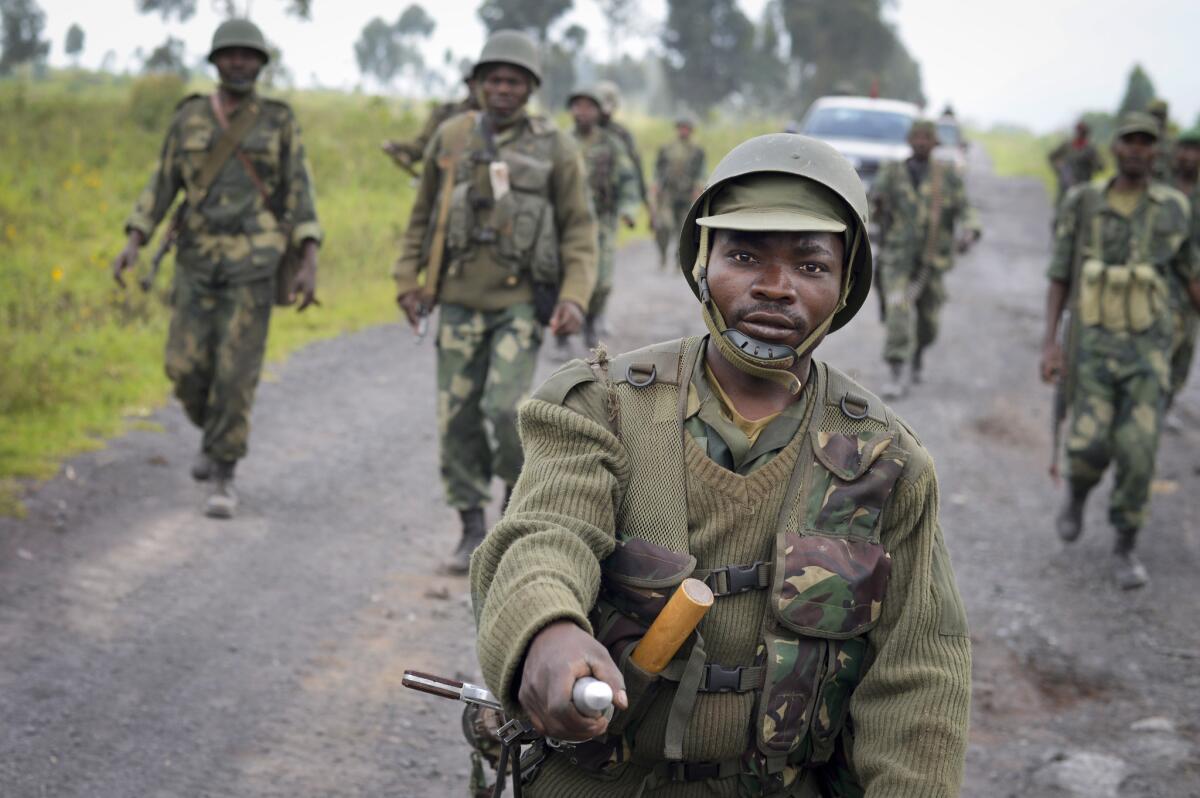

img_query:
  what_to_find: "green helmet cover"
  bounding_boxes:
[473,30,542,87]
[594,79,620,115]
[208,18,270,63]
[566,85,603,110]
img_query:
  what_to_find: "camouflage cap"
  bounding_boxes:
[697,173,850,235]
[1147,99,1169,118]
[1114,111,1160,141]
[1177,126,1200,146]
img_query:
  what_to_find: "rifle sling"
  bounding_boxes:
[420,111,478,307]
[208,93,286,238]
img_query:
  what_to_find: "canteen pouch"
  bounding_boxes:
[1128,263,1163,333]
[1100,264,1131,332]
[1078,258,1104,328]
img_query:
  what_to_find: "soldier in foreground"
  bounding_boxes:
[871,119,979,399]
[1167,127,1200,410]
[1041,112,1200,589]
[382,65,480,173]
[1049,119,1104,205]
[652,113,705,269]
[564,86,639,349]
[394,30,596,573]
[111,19,321,519]
[471,134,971,796]
[595,80,655,233]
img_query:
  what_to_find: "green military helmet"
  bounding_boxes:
[1146,98,1169,120]
[677,133,872,336]
[595,79,621,115]
[1177,126,1200,146]
[460,60,476,84]
[566,84,603,110]
[1114,111,1160,141]
[675,110,698,129]
[208,18,270,63]
[473,29,542,87]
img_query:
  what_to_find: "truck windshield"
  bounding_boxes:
[801,107,913,143]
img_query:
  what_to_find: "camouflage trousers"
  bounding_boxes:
[1168,304,1197,404]
[655,195,693,265]
[165,269,273,463]
[589,218,618,321]
[1066,326,1171,531]
[881,262,946,367]
[437,303,542,510]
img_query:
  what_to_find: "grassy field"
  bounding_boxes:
[0,71,779,514]
[971,125,1061,198]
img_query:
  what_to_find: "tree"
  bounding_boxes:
[0,0,50,75]
[142,35,188,77]
[354,6,436,92]
[396,3,435,37]
[136,0,196,21]
[661,0,755,112]
[477,0,572,43]
[1116,64,1156,117]
[596,0,634,63]
[64,22,84,64]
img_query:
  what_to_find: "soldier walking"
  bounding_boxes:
[471,134,971,796]
[382,64,480,173]
[871,119,980,398]
[1167,127,1200,411]
[1049,119,1104,205]
[1041,112,1200,589]
[595,80,655,233]
[652,113,705,269]
[564,85,639,348]
[393,30,597,573]
[111,19,321,519]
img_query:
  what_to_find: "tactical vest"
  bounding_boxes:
[1075,197,1168,334]
[581,130,619,218]
[440,111,562,288]
[530,337,914,796]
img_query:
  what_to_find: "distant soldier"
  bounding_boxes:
[1167,127,1200,408]
[393,30,596,573]
[381,65,480,172]
[652,112,705,269]
[1147,98,1174,181]
[110,19,322,519]
[1041,112,1200,589]
[565,86,639,348]
[871,119,980,398]
[1049,120,1104,204]
[595,80,654,231]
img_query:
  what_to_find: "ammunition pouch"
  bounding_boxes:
[1078,260,1165,333]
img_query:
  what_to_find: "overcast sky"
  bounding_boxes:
[37,0,1200,133]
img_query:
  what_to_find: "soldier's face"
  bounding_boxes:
[909,130,936,159]
[1176,144,1200,178]
[480,65,533,116]
[677,123,693,140]
[570,97,601,131]
[1113,133,1156,179]
[212,47,265,87]
[707,229,845,351]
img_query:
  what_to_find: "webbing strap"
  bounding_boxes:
[663,637,706,761]
[692,561,771,596]
[194,94,261,211]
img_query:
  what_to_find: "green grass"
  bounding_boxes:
[0,72,780,513]
[971,126,1058,197]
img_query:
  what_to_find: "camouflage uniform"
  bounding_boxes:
[653,139,706,265]
[574,125,640,324]
[1049,138,1104,203]
[605,118,650,209]
[1050,179,1194,531]
[394,109,597,511]
[870,157,978,370]
[386,95,479,170]
[125,92,321,464]
[1168,179,1200,403]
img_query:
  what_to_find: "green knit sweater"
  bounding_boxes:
[470,357,971,797]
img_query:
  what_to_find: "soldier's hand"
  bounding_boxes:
[398,290,426,333]
[1040,342,1064,384]
[548,301,585,337]
[519,620,627,741]
[291,242,319,311]
[111,231,144,288]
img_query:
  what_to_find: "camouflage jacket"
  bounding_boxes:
[1049,139,1104,190]
[387,95,479,167]
[394,109,597,313]
[573,125,639,224]
[870,157,979,274]
[125,92,321,284]
[654,139,706,199]
[603,119,649,204]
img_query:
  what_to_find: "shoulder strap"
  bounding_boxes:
[608,338,692,388]
[920,161,946,264]
[194,93,262,209]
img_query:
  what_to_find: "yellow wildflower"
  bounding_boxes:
[51,267,64,282]
[4,224,14,242]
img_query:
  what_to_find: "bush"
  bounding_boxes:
[128,73,188,131]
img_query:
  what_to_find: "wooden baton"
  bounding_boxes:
[629,577,714,674]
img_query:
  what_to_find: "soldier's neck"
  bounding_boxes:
[216,86,253,114]
[705,343,810,418]
[486,107,527,131]
[1113,173,1148,192]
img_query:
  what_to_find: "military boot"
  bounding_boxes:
[445,508,486,575]
[191,449,214,482]
[1055,484,1089,542]
[911,347,925,386]
[203,460,238,519]
[881,362,908,400]
[1112,527,1148,590]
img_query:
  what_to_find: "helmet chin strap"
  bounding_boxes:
[694,209,860,396]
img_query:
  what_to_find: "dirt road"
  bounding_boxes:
[2,152,1198,797]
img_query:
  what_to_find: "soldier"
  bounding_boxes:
[652,113,705,269]
[1040,112,1200,589]
[595,80,655,233]
[871,119,980,399]
[1147,98,1174,181]
[110,19,321,519]
[381,64,480,173]
[1049,120,1104,205]
[471,134,971,796]
[564,85,639,349]
[1167,127,1200,411]
[393,30,597,573]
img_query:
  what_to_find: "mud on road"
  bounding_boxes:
[2,152,1198,797]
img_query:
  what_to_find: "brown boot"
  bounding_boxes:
[445,508,486,575]
[1112,527,1148,590]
